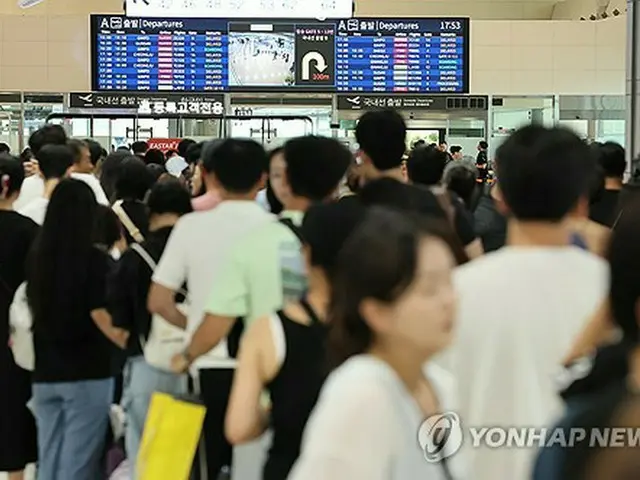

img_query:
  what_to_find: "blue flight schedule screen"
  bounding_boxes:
[335,19,466,93]
[94,17,228,91]
[91,16,469,93]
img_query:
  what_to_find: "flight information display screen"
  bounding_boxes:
[92,16,469,93]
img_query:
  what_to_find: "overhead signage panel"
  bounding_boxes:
[70,91,225,116]
[124,0,354,19]
[337,94,489,111]
[337,95,448,111]
[91,15,469,94]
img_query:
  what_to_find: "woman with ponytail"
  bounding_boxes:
[0,154,38,480]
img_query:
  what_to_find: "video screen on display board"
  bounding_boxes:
[91,16,469,94]
[228,30,295,87]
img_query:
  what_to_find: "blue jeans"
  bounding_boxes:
[32,378,113,480]
[123,356,187,470]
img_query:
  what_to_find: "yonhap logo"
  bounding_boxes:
[418,412,464,462]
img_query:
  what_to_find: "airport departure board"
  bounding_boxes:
[92,16,469,93]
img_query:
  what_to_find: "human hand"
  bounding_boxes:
[170,352,191,374]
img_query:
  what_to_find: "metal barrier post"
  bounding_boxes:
[627,0,640,174]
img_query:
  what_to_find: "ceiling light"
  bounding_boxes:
[18,0,45,8]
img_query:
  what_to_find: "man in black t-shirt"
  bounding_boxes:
[589,142,625,227]
[354,109,407,184]
[476,140,489,182]
[344,110,481,258]
[406,145,483,259]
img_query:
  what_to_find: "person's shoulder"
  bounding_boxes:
[312,357,400,427]
[21,175,44,189]
[454,248,507,282]
[169,209,213,234]
[11,210,39,230]
[337,194,362,206]
[325,355,397,395]
[19,197,43,212]
[90,245,110,260]
[88,246,113,271]
[1,211,39,240]
[424,362,456,393]
[563,247,608,273]
[72,172,106,193]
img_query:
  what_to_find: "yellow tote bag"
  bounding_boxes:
[137,392,207,480]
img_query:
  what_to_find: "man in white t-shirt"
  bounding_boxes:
[15,128,109,211]
[148,139,272,479]
[18,144,74,225]
[68,139,109,205]
[14,124,68,211]
[441,126,609,480]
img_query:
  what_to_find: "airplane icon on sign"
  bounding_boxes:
[346,96,361,106]
[78,94,94,103]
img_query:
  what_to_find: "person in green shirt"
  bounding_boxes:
[172,136,352,372]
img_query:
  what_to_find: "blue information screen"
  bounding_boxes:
[91,16,469,93]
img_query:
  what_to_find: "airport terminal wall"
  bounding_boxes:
[0,11,627,95]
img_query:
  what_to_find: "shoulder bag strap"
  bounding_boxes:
[129,243,157,350]
[129,243,157,270]
[278,217,304,243]
[298,296,322,327]
[112,200,145,243]
[611,209,624,231]
[129,243,188,298]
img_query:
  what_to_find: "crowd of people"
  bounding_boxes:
[0,110,637,480]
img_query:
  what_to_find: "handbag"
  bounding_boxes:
[9,282,35,371]
[137,392,206,480]
[130,243,188,371]
[112,200,145,243]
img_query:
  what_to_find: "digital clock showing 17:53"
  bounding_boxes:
[441,21,463,30]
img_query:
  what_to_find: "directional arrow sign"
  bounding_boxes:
[301,51,328,81]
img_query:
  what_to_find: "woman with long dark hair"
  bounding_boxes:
[27,179,128,480]
[0,155,38,480]
[290,208,464,480]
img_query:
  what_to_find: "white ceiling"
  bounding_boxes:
[356,0,561,20]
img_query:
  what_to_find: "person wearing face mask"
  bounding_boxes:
[289,207,464,480]
[0,155,38,480]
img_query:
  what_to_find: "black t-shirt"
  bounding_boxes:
[474,190,507,253]
[109,227,176,357]
[589,189,621,228]
[32,247,113,383]
[450,193,476,246]
[339,178,477,246]
[119,199,150,245]
[0,211,38,348]
[476,150,488,180]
